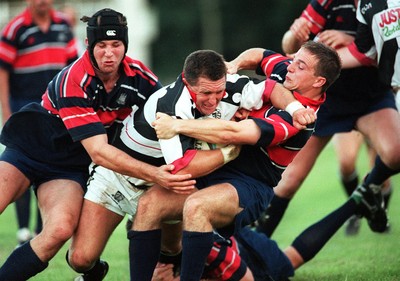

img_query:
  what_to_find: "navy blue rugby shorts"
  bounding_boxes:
[236,226,294,280]
[0,147,89,193]
[315,89,396,137]
[196,166,274,238]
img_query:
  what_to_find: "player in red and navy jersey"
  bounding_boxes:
[0,0,78,122]
[261,0,400,240]
[139,41,341,281]
[0,0,79,245]
[0,8,195,281]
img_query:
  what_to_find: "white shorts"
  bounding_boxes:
[85,163,151,217]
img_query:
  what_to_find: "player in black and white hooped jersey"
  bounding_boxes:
[332,0,400,233]
[68,49,316,281]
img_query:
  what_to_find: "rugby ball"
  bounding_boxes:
[194,140,222,150]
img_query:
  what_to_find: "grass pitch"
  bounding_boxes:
[0,142,399,280]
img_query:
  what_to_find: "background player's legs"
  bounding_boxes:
[14,186,43,246]
[256,136,331,237]
[332,131,363,235]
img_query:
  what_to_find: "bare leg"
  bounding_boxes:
[68,200,123,272]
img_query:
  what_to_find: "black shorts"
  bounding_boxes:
[196,166,274,238]
[0,147,89,192]
[314,89,396,137]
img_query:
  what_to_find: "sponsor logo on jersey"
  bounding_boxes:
[361,2,372,14]
[116,93,128,105]
[375,8,400,41]
[378,8,400,28]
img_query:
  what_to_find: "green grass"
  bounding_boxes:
[0,142,399,280]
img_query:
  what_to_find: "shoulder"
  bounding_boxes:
[1,10,30,40]
[357,0,382,21]
[123,56,159,82]
[51,10,71,25]
[258,51,290,82]
[57,56,91,91]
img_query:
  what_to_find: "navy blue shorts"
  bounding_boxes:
[314,89,396,137]
[236,226,294,280]
[10,97,41,113]
[196,166,274,238]
[0,147,89,192]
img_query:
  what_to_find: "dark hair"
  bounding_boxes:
[81,8,128,67]
[183,50,227,86]
[301,41,341,93]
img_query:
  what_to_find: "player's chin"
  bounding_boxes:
[283,80,294,90]
[200,107,217,116]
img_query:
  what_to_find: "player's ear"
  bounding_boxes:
[313,76,326,89]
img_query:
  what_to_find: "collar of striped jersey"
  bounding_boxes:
[181,72,197,103]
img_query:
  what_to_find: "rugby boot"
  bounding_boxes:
[352,182,389,233]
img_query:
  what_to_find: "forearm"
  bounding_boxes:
[281,30,303,55]
[82,136,156,182]
[178,149,226,178]
[99,145,156,181]
[336,45,364,69]
[269,82,302,112]
[0,68,11,124]
[230,48,266,71]
[174,119,243,145]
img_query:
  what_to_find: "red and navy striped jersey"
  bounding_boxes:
[228,50,325,186]
[0,52,161,170]
[301,0,358,41]
[41,51,162,142]
[0,8,78,101]
[299,0,389,111]
[202,234,247,281]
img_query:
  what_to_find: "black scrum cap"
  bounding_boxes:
[82,8,128,67]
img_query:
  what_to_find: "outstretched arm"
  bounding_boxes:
[227,49,316,129]
[226,48,266,73]
[336,45,364,68]
[153,110,310,148]
[81,134,196,192]
[153,113,261,145]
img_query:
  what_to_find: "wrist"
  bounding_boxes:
[285,101,304,116]
[220,147,231,164]
[220,144,238,164]
[174,119,185,135]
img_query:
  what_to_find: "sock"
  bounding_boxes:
[341,170,359,196]
[0,241,48,281]
[180,231,213,281]
[81,259,107,278]
[256,195,290,237]
[291,199,356,262]
[65,250,105,277]
[159,251,182,276]
[382,184,393,209]
[364,156,399,187]
[128,229,161,281]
